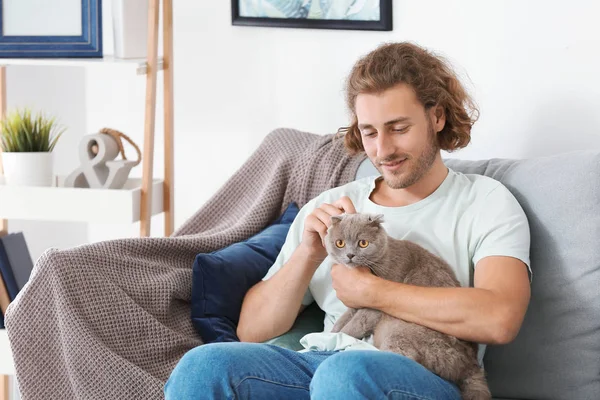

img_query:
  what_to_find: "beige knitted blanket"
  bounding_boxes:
[4,128,366,399]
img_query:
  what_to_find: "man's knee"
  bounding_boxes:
[172,342,239,375]
[164,343,241,399]
[311,351,460,400]
[310,351,374,396]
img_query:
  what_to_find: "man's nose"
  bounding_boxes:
[376,133,395,158]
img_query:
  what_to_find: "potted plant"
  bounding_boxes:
[0,108,65,187]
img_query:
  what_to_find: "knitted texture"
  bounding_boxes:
[5,128,367,399]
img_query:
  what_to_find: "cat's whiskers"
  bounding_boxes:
[362,259,384,277]
[363,259,402,280]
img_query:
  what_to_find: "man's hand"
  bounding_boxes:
[301,196,356,260]
[331,263,376,309]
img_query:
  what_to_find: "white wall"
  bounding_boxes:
[5,66,88,262]
[6,0,600,253]
[167,0,600,228]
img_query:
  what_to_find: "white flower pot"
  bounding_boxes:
[112,0,149,59]
[1,152,54,187]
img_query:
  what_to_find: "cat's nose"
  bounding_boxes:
[347,254,355,259]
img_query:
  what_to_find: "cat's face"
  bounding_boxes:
[325,213,387,268]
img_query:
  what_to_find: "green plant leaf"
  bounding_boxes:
[0,107,65,153]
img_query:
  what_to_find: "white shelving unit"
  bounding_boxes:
[0,1,174,399]
[0,330,15,400]
[0,331,14,376]
[0,56,165,76]
[0,176,165,223]
[0,0,175,238]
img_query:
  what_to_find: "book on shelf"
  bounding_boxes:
[0,259,13,329]
[0,240,19,301]
[0,232,35,310]
[2,233,35,291]
[0,266,7,328]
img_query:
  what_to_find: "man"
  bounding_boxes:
[165,42,531,399]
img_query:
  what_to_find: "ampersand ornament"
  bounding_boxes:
[64,128,141,189]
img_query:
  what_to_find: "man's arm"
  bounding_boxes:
[237,243,323,343]
[237,196,357,343]
[364,256,530,345]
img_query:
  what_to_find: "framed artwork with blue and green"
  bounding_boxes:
[232,0,392,31]
[0,0,102,58]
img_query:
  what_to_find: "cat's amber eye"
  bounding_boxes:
[335,239,345,248]
[358,239,369,248]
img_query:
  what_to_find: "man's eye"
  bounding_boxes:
[392,127,408,133]
[364,132,376,137]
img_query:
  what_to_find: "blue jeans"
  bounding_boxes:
[164,342,461,399]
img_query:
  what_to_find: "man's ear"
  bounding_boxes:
[432,105,446,133]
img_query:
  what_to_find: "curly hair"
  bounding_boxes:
[338,42,479,155]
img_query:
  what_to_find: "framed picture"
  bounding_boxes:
[232,0,392,31]
[0,0,103,58]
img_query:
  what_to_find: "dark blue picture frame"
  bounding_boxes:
[0,0,103,58]
[232,0,392,31]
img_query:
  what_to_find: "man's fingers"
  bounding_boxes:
[313,208,334,227]
[308,197,356,245]
[317,226,327,247]
[333,196,356,214]
[307,216,327,245]
[319,203,345,218]
[310,210,333,246]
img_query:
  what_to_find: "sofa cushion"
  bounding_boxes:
[191,202,299,343]
[263,302,325,350]
[445,151,600,400]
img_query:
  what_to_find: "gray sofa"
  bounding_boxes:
[267,151,600,400]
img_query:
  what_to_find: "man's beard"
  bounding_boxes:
[375,122,439,190]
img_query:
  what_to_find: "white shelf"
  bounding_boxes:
[0,329,15,376]
[0,56,164,76]
[0,176,165,224]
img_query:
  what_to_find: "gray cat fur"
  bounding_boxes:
[325,213,491,400]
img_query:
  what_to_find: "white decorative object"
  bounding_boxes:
[64,133,137,189]
[1,152,53,187]
[112,0,149,59]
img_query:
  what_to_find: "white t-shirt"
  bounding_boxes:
[262,167,531,364]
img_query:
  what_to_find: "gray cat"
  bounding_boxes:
[325,213,491,400]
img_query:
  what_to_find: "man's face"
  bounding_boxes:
[356,83,441,190]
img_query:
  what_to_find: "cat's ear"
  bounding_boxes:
[331,215,343,225]
[367,214,384,226]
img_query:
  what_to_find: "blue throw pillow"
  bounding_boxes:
[191,202,300,343]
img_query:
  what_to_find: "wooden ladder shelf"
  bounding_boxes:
[0,1,175,398]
